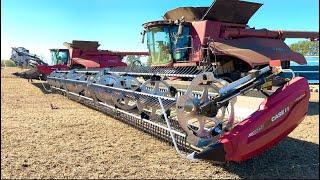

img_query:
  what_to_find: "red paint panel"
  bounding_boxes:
[220,77,310,162]
[37,64,69,75]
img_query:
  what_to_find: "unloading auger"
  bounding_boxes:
[46,61,310,162]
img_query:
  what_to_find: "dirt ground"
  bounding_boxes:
[1,67,319,179]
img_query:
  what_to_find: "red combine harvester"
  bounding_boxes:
[14,40,148,80]
[139,0,318,81]
[44,0,318,163]
[36,40,149,78]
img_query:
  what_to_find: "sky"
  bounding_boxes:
[1,0,319,64]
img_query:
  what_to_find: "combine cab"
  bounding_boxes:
[140,0,318,81]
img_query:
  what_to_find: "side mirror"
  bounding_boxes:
[175,16,185,44]
[175,24,184,45]
[177,23,183,37]
[141,30,146,44]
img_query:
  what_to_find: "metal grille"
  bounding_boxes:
[109,65,215,78]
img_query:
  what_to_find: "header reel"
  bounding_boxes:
[46,61,309,162]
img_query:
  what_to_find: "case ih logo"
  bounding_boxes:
[271,107,290,122]
[248,106,290,138]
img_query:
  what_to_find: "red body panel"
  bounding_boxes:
[211,38,307,66]
[224,28,319,40]
[69,49,129,68]
[221,77,310,162]
[71,57,127,68]
[36,41,148,75]
[190,21,224,62]
[187,21,311,66]
[37,64,69,75]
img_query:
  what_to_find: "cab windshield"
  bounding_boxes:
[146,25,190,66]
[50,50,69,65]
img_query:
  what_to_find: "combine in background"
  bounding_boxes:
[14,40,149,80]
[11,47,47,68]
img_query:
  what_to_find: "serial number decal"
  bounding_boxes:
[294,94,306,103]
[248,125,264,138]
[272,47,287,52]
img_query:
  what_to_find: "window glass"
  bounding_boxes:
[171,26,191,62]
[146,25,191,65]
[147,27,172,65]
[51,50,68,65]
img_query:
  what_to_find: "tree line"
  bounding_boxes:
[1,60,16,67]
[290,40,319,56]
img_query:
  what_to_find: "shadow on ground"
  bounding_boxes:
[216,137,319,179]
[308,102,319,116]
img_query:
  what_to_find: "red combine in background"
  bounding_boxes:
[36,40,149,78]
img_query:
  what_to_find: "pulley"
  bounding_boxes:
[90,73,119,104]
[176,72,237,148]
[65,70,87,94]
[113,75,141,110]
[137,75,176,120]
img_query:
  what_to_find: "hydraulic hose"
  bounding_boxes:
[39,77,52,93]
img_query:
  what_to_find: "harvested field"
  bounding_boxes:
[1,67,319,179]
